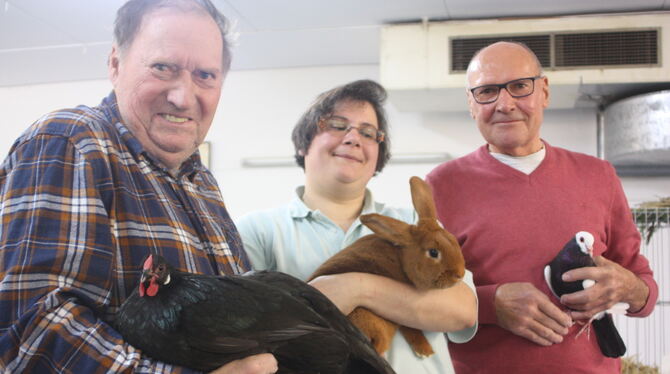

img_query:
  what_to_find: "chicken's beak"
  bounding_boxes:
[139,269,161,297]
[140,269,151,283]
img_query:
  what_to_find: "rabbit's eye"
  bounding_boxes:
[427,248,440,259]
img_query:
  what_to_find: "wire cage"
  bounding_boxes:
[615,207,670,371]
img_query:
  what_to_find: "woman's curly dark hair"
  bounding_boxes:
[291,79,391,173]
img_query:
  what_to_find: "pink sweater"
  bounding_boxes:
[426,142,658,374]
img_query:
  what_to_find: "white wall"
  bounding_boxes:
[1,64,669,220]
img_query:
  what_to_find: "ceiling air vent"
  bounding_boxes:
[555,30,659,68]
[450,28,659,72]
[450,35,550,72]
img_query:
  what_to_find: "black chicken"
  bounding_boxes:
[543,231,627,358]
[115,254,395,374]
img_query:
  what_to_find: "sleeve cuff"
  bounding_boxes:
[627,274,658,318]
[477,284,500,325]
[447,269,479,343]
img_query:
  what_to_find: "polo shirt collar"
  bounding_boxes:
[288,186,376,219]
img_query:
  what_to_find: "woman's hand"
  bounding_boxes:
[308,272,364,315]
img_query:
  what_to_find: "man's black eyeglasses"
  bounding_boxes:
[469,76,543,104]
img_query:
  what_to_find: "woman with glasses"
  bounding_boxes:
[235,79,477,374]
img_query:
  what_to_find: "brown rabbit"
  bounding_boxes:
[308,176,466,357]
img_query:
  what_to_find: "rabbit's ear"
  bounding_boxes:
[361,213,412,245]
[410,176,437,220]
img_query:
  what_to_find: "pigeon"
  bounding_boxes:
[115,254,396,374]
[543,231,627,358]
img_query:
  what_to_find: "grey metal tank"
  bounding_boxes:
[604,90,670,176]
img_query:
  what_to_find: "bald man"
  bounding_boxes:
[426,41,658,373]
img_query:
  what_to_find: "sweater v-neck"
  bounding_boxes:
[478,140,553,183]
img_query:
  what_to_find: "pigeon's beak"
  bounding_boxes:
[588,245,594,257]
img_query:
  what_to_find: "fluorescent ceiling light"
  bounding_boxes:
[241,153,451,168]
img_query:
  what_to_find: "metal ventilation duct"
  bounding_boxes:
[603,90,670,176]
[449,28,659,72]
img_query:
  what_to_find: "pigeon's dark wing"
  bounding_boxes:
[545,238,595,297]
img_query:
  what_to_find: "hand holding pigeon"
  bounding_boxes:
[544,231,627,358]
[559,255,648,320]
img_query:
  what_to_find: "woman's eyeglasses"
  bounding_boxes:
[318,117,385,144]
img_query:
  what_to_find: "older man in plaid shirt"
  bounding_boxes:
[0,1,278,373]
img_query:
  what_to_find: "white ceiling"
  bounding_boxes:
[1,0,669,87]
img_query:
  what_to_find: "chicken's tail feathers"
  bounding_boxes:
[341,334,395,374]
[346,355,396,374]
[592,314,626,358]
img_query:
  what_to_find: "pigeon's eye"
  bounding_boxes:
[427,249,440,259]
[579,237,585,243]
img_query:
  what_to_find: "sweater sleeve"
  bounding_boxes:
[0,131,200,373]
[603,163,658,317]
[476,284,501,325]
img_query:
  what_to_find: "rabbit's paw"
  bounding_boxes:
[411,342,435,358]
[400,326,435,357]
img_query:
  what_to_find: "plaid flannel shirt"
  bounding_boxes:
[0,92,250,373]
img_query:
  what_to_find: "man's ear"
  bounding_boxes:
[466,90,476,119]
[108,45,121,86]
[541,75,550,109]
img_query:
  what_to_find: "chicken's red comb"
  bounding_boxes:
[143,255,153,270]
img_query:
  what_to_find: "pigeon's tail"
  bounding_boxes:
[592,314,626,358]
